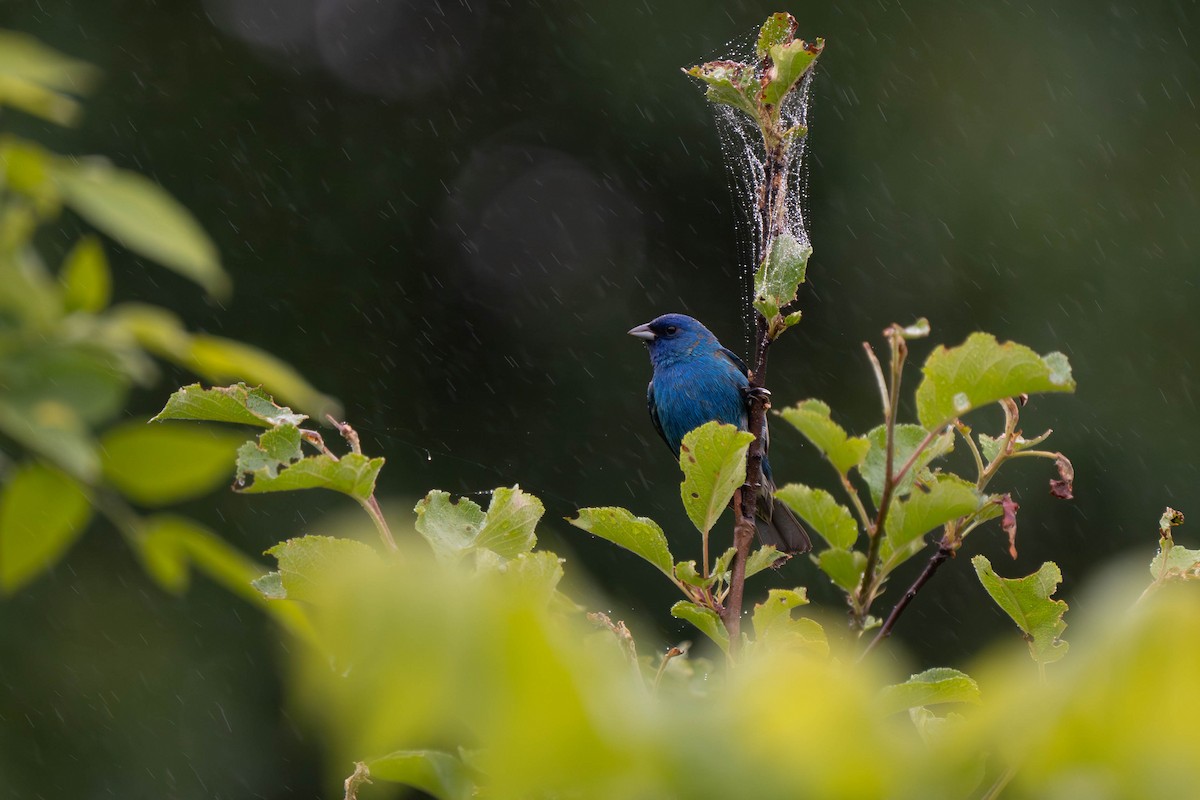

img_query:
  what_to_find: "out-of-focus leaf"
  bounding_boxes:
[416,490,487,562]
[1150,546,1200,582]
[751,588,828,656]
[186,336,339,419]
[236,424,302,480]
[885,474,981,553]
[776,483,857,549]
[152,382,308,428]
[778,399,869,475]
[263,534,381,603]
[0,343,129,427]
[679,421,753,535]
[0,396,99,481]
[972,555,1069,666]
[817,548,867,592]
[877,668,981,716]
[237,453,383,502]
[59,235,110,312]
[100,419,243,506]
[0,138,58,212]
[369,750,474,800]
[569,507,673,577]
[0,462,91,592]
[50,158,230,297]
[861,424,955,504]
[0,30,98,93]
[671,601,729,654]
[753,233,810,321]
[915,333,1075,430]
[476,486,542,558]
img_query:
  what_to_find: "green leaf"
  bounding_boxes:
[755,12,797,59]
[50,159,230,297]
[877,668,981,716]
[138,515,271,603]
[978,433,1003,463]
[59,235,110,312]
[236,424,303,480]
[476,486,543,558]
[0,30,98,93]
[713,547,736,581]
[972,555,1069,666]
[368,750,474,800]
[415,490,487,561]
[0,462,91,592]
[778,399,869,475]
[264,535,381,603]
[0,396,99,481]
[817,548,867,592]
[745,545,786,578]
[1149,540,1200,582]
[251,571,285,600]
[683,60,759,119]
[775,483,858,549]
[670,601,729,654]
[185,337,340,420]
[237,453,384,502]
[885,474,981,553]
[674,560,713,588]
[753,233,810,321]
[679,421,754,535]
[861,424,955,504]
[568,507,673,577]
[752,587,808,636]
[99,420,243,506]
[762,37,824,106]
[152,383,308,428]
[915,333,1076,430]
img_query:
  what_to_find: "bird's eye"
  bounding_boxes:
[665,325,678,335]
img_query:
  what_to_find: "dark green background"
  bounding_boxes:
[4,0,1198,796]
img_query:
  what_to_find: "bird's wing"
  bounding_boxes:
[719,347,749,377]
[647,380,668,447]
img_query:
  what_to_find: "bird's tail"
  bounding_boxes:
[754,494,812,555]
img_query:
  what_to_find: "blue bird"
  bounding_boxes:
[628,313,811,554]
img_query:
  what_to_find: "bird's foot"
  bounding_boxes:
[741,386,772,407]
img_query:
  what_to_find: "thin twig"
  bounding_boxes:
[863,342,889,416]
[653,644,688,691]
[955,421,985,481]
[361,496,398,552]
[839,473,874,532]
[860,543,954,659]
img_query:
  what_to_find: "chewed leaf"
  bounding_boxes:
[569,507,673,577]
[416,491,486,561]
[369,750,474,800]
[152,383,308,428]
[683,60,759,119]
[972,555,1069,666]
[915,333,1075,430]
[264,535,381,603]
[762,37,824,106]
[237,453,383,502]
[679,421,754,535]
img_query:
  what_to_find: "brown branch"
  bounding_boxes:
[860,543,954,659]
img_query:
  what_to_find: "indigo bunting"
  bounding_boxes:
[628,313,811,554]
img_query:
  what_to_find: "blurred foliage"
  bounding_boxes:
[4,3,1200,798]
[0,34,335,597]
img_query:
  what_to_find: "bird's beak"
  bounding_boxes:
[627,323,656,341]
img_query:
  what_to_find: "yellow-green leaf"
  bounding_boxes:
[972,555,1069,666]
[778,399,869,475]
[100,420,243,506]
[59,235,110,312]
[0,462,91,592]
[679,421,754,535]
[776,483,858,549]
[569,507,673,577]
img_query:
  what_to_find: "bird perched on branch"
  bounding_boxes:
[628,313,811,554]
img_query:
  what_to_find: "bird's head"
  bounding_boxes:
[627,313,721,367]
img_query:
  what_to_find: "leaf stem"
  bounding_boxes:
[839,473,874,532]
[360,496,398,552]
[955,421,985,481]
